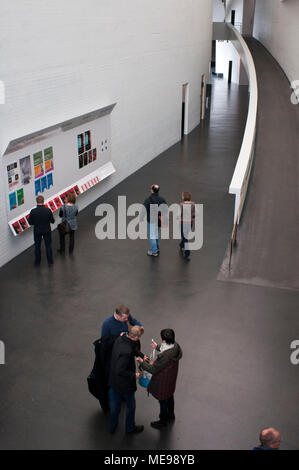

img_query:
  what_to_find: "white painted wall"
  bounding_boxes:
[225,0,244,26]
[242,0,256,36]
[0,0,213,267]
[213,0,226,21]
[216,41,238,84]
[254,0,299,83]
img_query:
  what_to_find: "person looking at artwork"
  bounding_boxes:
[57,192,78,255]
[29,195,55,266]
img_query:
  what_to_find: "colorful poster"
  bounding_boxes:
[41,176,47,193]
[9,192,17,211]
[35,179,41,196]
[78,134,84,155]
[47,173,53,189]
[44,147,54,173]
[12,221,22,235]
[88,150,93,163]
[84,130,91,151]
[48,200,57,212]
[25,214,30,223]
[60,193,67,204]
[78,154,83,169]
[54,197,62,208]
[19,156,32,185]
[73,185,80,196]
[7,163,19,190]
[93,148,97,161]
[17,188,24,206]
[33,151,44,178]
[83,152,88,166]
[19,217,29,231]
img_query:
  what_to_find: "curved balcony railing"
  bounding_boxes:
[226,23,258,225]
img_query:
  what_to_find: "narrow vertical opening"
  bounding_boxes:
[181,83,189,139]
[231,10,236,26]
[228,61,233,84]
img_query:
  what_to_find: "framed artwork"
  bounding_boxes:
[19,217,29,231]
[84,130,91,151]
[12,221,22,235]
[19,156,32,185]
[78,134,84,155]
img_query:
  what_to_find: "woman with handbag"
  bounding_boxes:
[57,192,78,254]
[137,329,182,429]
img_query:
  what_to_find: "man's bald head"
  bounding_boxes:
[260,428,281,449]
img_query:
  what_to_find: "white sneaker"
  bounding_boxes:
[147,250,158,257]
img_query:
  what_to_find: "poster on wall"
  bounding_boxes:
[35,179,41,196]
[17,188,24,206]
[44,146,54,173]
[41,176,47,193]
[93,148,97,161]
[78,134,84,155]
[33,151,44,178]
[78,154,83,169]
[7,163,19,190]
[19,156,32,185]
[84,130,91,151]
[47,173,53,189]
[9,192,17,211]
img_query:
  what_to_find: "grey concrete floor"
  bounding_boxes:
[0,43,299,449]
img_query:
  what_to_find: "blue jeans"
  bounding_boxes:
[147,222,160,254]
[180,223,191,257]
[108,387,136,433]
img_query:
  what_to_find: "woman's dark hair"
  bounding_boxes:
[160,328,175,344]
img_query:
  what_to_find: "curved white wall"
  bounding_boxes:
[254,0,299,83]
[0,0,213,267]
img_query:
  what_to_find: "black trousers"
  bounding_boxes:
[59,230,75,253]
[34,231,53,265]
[159,396,175,423]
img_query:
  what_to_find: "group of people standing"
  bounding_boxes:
[91,305,182,434]
[29,182,196,265]
[28,192,79,266]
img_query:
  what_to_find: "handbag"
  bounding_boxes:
[138,371,151,388]
[58,205,71,235]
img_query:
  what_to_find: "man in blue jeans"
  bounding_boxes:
[108,326,145,434]
[142,184,167,257]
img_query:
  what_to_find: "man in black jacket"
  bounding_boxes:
[143,184,167,257]
[29,195,55,266]
[108,326,144,434]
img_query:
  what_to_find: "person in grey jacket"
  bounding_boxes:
[57,192,78,254]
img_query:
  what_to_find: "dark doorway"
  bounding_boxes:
[228,61,233,84]
[181,83,188,138]
[231,10,236,26]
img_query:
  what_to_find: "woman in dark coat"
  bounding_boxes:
[137,328,182,429]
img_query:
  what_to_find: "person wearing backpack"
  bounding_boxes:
[57,192,78,254]
[142,184,168,257]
